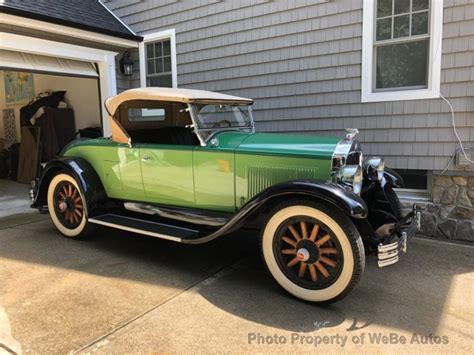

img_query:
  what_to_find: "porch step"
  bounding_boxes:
[88,214,199,242]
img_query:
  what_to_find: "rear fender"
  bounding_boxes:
[31,157,106,216]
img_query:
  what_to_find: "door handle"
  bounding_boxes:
[141,155,151,162]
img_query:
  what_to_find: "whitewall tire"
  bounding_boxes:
[47,173,91,238]
[261,200,365,303]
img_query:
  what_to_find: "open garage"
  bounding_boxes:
[0,5,141,216]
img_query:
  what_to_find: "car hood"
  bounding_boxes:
[235,132,340,159]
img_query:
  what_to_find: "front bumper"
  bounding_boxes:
[377,205,421,267]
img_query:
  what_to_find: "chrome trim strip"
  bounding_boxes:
[88,218,183,242]
[378,240,399,252]
[124,202,228,227]
[378,256,399,267]
[378,249,398,260]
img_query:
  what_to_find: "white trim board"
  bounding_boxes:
[361,0,443,102]
[139,29,178,88]
[0,13,139,49]
[0,32,117,136]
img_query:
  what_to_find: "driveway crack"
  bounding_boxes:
[70,256,242,354]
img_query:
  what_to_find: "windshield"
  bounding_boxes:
[191,103,253,132]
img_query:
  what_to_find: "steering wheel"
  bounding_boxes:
[211,119,232,128]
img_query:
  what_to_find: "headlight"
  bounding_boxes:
[363,157,385,182]
[333,165,363,195]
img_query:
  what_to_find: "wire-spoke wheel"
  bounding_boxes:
[47,173,92,238]
[261,200,365,303]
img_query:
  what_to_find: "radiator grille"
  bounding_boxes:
[247,166,320,199]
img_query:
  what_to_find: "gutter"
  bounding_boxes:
[0,5,143,42]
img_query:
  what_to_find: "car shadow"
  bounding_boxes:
[1,218,473,336]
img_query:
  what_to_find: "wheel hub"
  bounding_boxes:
[296,248,309,261]
[58,201,67,212]
[296,239,320,264]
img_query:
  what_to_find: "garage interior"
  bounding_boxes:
[0,49,103,216]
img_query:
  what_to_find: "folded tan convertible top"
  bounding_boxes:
[105,87,253,116]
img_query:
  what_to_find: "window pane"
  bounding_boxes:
[147,59,155,75]
[163,56,172,72]
[163,40,171,56]
[394,0,410,14]
[155,58,163,73]
[129,108,166,122]
[155,42,162,57]
[412,11,429,35]
[377,0,392,18]
[148,75,172,88]
[376,18,392,41]
[412,0,429,11]
[146,43,154,58]
[393,15,410,38]
[375,39,428,89]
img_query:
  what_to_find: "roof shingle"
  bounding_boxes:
[0,0,142,41]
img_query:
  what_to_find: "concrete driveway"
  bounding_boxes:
[0,214,472,354]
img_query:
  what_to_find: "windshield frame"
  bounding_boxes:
[188,102,255,146]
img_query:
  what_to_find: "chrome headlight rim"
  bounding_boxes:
[363,156,385,182]
[332,137,363,194]
[333,165,363,195]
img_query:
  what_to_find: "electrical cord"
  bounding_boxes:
[439,147,474,175]
[438,93,474,175]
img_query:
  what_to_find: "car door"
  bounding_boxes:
[104,144,146,201]
[139,143,195,207]
[192,131,251,213]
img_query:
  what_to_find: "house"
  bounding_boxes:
[0,0,142,138]
[1,0,473,240]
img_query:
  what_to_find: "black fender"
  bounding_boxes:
[187,179,367,244]
[384,167,404,188]
[31,157,106,216]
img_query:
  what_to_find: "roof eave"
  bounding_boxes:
[0,5,143,42]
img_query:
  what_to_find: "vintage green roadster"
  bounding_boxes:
[31,87,420,303]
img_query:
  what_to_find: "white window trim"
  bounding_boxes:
[361,0,443,102]
[139,29,177,88]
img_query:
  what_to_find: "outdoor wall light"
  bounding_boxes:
[119,51,134,76]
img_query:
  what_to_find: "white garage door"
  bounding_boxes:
[0,49,98,78]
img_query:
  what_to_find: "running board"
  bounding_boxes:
[88,214,199,242]
[123,202,229,227]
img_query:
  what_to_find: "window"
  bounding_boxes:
[145,39,172,87]
[129,107,166,122]
[139,29,177,88]
[361,0,443,102]
[394,169,428,189]
[116,100,198,146]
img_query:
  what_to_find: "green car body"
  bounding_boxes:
[63,131,338,213]
[31,87,420,304]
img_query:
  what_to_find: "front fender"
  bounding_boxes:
[186,180,367,244]
[384,167,404,188]
[245,180,368,218]
[31,157,106,216]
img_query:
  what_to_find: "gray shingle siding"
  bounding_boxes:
[106,0,474,173]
